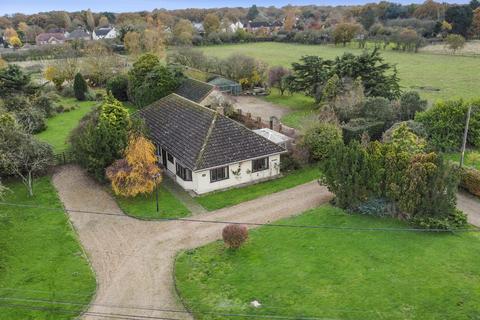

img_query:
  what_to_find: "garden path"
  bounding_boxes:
[53,165,333,320]
[457,191,480,227]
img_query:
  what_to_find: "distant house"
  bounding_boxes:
[93,27,117,40]
[35,33,65,45]
[193,23,205,35]
[223,21,244,32]
[138,94,286,195]
[246,20,283,34]
[66,28,91,41]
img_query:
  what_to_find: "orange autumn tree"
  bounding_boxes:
[106,134,161,197]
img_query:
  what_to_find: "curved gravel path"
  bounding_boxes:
[52,165,333,319]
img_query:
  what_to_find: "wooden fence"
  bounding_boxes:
[231,109,298,140]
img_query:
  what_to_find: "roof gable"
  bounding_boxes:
[137,94,285,170]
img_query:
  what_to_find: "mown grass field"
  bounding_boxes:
[176,205,480,320]
[201,42,480,102]
[35,98,98,152]
[0,177,96,319]
[195,165,322,211]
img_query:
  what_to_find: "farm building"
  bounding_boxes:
[138,94,286,195]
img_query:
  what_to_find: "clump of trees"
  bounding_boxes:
[0,114,53,196]
[168,48,267,89]
[70,93,131,181]
[321,124,467,230]
[287,49,400,103]
[106,134,161,197]
[222,224,249,249]
[128,53,184,107]
[0,64,57,134]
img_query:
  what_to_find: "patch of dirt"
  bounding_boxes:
[52,165,333,319]
[232,96,290,121]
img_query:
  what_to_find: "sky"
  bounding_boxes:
[0,0,469,15]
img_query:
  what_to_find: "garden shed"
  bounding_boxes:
[208,77,242,95]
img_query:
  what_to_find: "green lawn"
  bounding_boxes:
[263,88,316,128]
[115,186,190,219]
[445,150,480,170]
[175,205,480,320]
[35,98,98,152]
[0,177,96,320]
[200,42,480,102]
[195,166,322,211]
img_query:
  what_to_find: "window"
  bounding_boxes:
[210,166,229,182]
[176,163,192,181]
[252,157,269,172]
[167,152,174,163]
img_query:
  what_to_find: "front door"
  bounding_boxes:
[161,148,167,166]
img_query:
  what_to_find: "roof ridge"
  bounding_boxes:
[194,111,218,170]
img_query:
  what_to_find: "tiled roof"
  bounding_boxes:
[175,78,214,103]
[137,94,286,170]
[95,28,113,36]
[36,33,65,42]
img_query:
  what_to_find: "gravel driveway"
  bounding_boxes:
[53,165,333,319]
[232,96,290,121]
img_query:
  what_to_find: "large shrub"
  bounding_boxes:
[222,224,248,249]
[106,74,129,101]
[398,91,427,121]
[70,94,131,181]
[415,99,480,151]
[73,72,88,101]
[302,123,343,162]
[362,96,395,123]
[0,64,32,98]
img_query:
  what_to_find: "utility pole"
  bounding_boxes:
[460,105,472,168]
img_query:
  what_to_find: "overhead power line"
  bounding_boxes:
[0,297,332,320]
[0,201,478,233]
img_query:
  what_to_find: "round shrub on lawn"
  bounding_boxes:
[222,224,248,249]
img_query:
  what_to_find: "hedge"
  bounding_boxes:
[459,166,480,197]
[342,119,385,143]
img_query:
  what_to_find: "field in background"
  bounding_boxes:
[201,42,480,102]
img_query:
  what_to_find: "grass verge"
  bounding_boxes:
[115,186,190,219]
[195,166,322,211]
[444,150,480,170]
[0,177,96,320]
[175,205,480,320]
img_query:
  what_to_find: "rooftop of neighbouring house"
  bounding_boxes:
[175,78,215,104]
[137,94,286,171]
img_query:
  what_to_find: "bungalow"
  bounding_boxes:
[93,27,117,40]
[138,94,286,194]
[35,33,65,45]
